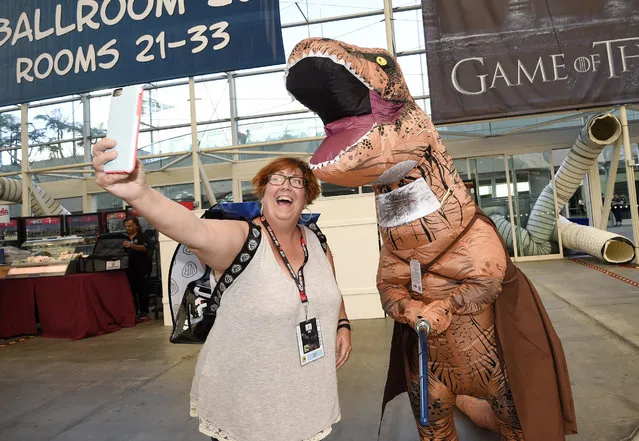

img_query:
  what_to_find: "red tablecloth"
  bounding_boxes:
[0,272,136,340]
[0,278,37,337]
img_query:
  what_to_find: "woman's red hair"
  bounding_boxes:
[252,157,321,204]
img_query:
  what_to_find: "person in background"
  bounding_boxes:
[93,138,352,441]
[611,194,624,227]
[123,216,152,319]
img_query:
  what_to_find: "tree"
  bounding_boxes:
[0,113,44,165]
[34,109,78,159]
[76,125,106,154]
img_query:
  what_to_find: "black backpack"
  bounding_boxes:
[169,203,326,344]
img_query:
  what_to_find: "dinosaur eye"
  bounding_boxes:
[376,56,388,67]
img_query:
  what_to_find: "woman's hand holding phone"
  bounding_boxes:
[93,138,149,204]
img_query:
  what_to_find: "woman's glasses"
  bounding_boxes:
[268,173,306,189]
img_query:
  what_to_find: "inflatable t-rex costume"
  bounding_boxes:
[286,38,577,441]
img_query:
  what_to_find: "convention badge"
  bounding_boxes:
[410,259,423,294]
[296,318,324,366]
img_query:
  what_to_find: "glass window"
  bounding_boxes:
[394,10,425,53]
[321,182,358,197]
[8,203,22,217]
[201,179,234,208]
[282,26,313,57]
[0,111,21,146]
[194,77,231,121]
[283,14,387,56]
[94,192,124,211]
[478,183,493,197]
[138,126,193,156]
[393,0,421,6]
[315,15,387,48]
[416,99,432,118]
[397,53,429,97]
[198,122,234,150]
[508,152,559,256]
[237,114,322,144]
[29,140,79,164]
[0,111,22,167]
[281,0,383,24]
[453,159,469,178]
[56,197,83,214]
[89,94,111,136]
[159,183,194,202]
[595,144,633,236]
[235,72,307,118]
[29,101,83,146]
[142,84,191,128]
[241,181,259,202]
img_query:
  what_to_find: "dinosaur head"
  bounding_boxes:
[286,38,434,187]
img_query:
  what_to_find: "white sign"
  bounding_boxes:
[0,205,10,224]
[106,260,121,270]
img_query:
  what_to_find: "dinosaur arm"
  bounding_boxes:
[444,276,503,315]
[377,247,412,324]
[378,276,453,334]
[377,248,453,334]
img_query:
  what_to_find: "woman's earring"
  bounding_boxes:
[300,207,312,223]
[259,201,264,216]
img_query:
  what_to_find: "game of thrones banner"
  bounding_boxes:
[421,0,639,124]
[0,0,285,107]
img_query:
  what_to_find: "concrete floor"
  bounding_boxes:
[1,259,638,441]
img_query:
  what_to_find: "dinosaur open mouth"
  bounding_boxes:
[286,57,375,167]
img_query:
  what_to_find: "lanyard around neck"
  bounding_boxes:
[260,215,309,305]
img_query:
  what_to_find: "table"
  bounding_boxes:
[0,272,136,340]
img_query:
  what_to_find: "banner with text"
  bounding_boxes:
[0,0,285,107]
[421,0,639,124]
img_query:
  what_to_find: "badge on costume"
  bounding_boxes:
[296,318,324,365]
[410,259,423,294]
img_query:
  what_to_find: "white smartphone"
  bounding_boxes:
[104,85,144,174]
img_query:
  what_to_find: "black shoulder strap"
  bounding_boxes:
[205,220,262,314]
[305,222,328,254]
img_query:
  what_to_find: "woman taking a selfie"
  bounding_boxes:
[92,138,352,441]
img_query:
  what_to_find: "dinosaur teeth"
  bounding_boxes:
[285,51,374,89]
[311,123,376,169]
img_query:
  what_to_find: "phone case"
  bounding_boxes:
[104,85,144,174]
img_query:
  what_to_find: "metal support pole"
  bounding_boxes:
[504,156,519,260]
[587,160,603,228]
[583,169,593,223]
[228,73,240,162]
[619,105,639,262]
[20,104,31,216]
[199,163,217,207]
[82,94,92,213]
[189,77,202,209]
[599,138,622,229]
[383,0,396,55]
[549,151,564,258]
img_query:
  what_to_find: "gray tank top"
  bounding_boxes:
[190,225,342,441]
